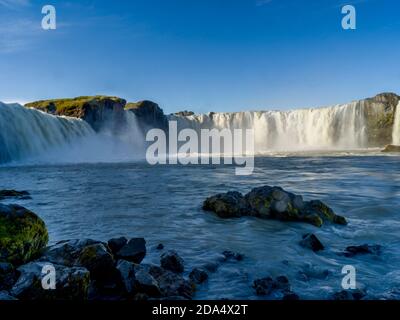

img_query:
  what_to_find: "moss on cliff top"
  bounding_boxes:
[25,96,126,117]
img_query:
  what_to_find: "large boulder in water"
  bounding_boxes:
[0,204,48,265]
[25,96,127,132]
[203,186,347,227]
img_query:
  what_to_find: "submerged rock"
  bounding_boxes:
[252,275,293,297]
[116,238,146,264]
[0,190,31,200]
[134,265,161,297]
[0,204,48,265]
[160,250,184,273]
[11,262,90,300]
[156,243,164,250]
[203,186,347,227]
[156,270,195,299]
[189,268,208,284]
[343,244,382,257]
[222,251,244,261]
[299,234,325,252]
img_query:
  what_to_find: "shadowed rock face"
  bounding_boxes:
[125,100,168,131]
[363,93,400,146]
[25,96,127,132]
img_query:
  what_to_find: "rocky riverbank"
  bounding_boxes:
[0,188,386,300]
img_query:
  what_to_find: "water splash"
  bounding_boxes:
[174,101,367,152]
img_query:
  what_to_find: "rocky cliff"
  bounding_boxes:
[25,96,127,132]
[125,100,168,131]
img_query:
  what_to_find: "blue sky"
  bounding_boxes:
[0,0,399,114]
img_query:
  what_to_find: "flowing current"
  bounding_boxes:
[0,102,94,163]
[173,101,367,152]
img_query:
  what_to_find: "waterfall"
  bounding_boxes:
[393,102,400,145]
[0,102,94,163]
[173,101,367,153]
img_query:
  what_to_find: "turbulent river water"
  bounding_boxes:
[1,155,399,300]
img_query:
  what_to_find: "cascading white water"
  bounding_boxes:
[174,101,367,153]
[392,102,400,145]
[0,102,94,163]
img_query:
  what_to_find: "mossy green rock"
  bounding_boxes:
[0,204,48,265]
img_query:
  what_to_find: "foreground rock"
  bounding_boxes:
[382,144,400,153]
[0,190,31,201]
[10,262,90,300]
[0,204,48,265]
[203,186,347,227]
[115,238,146,264]
[160,250,185,273]
[332,289,366,300]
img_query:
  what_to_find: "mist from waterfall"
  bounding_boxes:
[392,102,400,145]
[174,101,368,153]
[0,102,146,165]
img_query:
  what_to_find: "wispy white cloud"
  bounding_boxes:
[0,0,31,9]
[0,19,40,53]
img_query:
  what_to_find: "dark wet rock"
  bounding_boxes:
[116,238,146,264]
[0,190,31,200]
[0,262,18,291]
[222,251,244,261]
[134,265,161,297]
[160,250,184,273]
[156,243,164,250]
[253,275,292,296]
[107,237,128,256]
[203,191,251,218]
[77,243,116,282]
[0,290,17,300]
[116,260,136,295]
[299,233,324,252]
[203,186,347,227]
[0,203,48,265]
[282,291,300,300]
[275,275,291,291]
[382,144,400,153]
[252,277,275,296]
[343,244,382,257]
[156,270,195,299]
[11,262,90,300]
[189,268,208,284]
[40,239,103,267]
[332,289,366,301]
[133,292,149,300]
